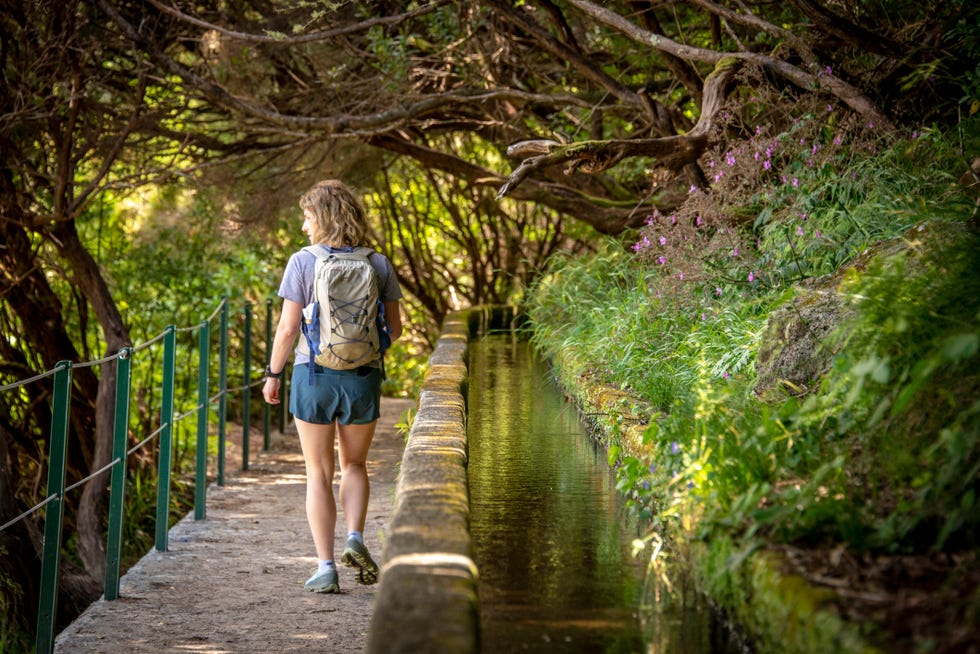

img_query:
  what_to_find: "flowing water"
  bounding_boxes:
[468,334,741,653]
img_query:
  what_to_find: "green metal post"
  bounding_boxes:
[154,326,176,552]
[218,298,229,485]
[35,361,71,654]
[263,299,272,451]
[104,348,132,601]
[242,303,251,471]
[195,321,210,520]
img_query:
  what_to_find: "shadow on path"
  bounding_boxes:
[55,397,414,654]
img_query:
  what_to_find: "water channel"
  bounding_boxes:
[467,334,742,653]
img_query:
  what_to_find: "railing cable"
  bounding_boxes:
[0,368,58,392]
[0,294,284,654]
[72,350,124,370]
[0,495,57,532]
[64,458,123,495]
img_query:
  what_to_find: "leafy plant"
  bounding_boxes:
[528,113,980,559]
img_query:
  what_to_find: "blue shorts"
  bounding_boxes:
[289,364,381,425]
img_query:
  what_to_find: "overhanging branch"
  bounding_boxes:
[497,59,739,198]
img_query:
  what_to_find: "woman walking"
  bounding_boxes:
[262,180,403,593]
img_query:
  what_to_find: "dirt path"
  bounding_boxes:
[54,397,416,654]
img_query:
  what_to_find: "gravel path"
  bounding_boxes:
[54,397,415,654]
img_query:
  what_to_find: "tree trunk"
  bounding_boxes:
[0,220,105,634]
[0,221,98,471]
[49,220,132,584]
[0,422,41,639]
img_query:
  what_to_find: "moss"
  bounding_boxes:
[555,364,881,654]
[694,537,880,654]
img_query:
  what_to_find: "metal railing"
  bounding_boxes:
[0,297,284,654]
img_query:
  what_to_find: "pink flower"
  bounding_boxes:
[748,271,755,282]
[797,225,804,236]
[715,287,722,296]
[659,236,667,246]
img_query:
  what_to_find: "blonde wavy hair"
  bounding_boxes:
[299,180,368,246]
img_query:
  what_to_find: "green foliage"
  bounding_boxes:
[0,546,30,652]
[795,224,980,551]
[395,406,415,443]
[369,134,601,359]
[104,188,283,333]
[68,184,286,583]
[380,337,428,398]
[529,116,980,558]
[121,467,195,570]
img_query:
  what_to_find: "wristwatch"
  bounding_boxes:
[264,366,283,380]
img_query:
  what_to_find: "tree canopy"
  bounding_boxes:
[1,0,977,647]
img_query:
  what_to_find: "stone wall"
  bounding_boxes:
[366,306,519,654]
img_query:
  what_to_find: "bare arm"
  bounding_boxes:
[262,298,303,404]
[384,300,403,341]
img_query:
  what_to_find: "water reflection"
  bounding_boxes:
[468,335,639,652]
[468,335,741,654]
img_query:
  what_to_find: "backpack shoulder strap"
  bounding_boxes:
[351,246,376,259]
[303,245,331,259]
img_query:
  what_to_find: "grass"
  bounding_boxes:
[526,115,980,561]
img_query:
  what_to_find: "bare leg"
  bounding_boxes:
[337,420,377,534]
[296,418,337,561]
[337,420,380,585]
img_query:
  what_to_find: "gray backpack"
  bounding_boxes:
[299,245,381,371]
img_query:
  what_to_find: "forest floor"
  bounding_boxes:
[53,397,415,654]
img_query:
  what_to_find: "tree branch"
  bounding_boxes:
[562,0,891,126]
[369,134,652,234]
[488,0,667,132]
[497,58,739,197]
[145,0,449,45]
[788,0,914,59]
